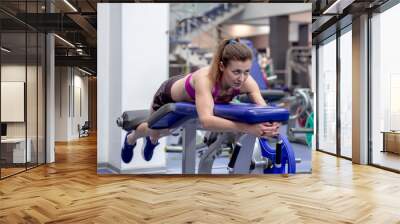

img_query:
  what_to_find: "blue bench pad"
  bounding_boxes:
[148,102,289,130]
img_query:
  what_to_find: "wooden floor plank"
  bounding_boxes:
[1,134,400,223]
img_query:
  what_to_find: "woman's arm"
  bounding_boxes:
[193,72,274,136]
[194,73,247,132]
[241,75,267,106]
[241,75,280,136]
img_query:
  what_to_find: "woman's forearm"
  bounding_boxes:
[250,92,267,106]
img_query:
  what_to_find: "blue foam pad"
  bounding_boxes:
[240,39,267,90]
[148,102,289,129]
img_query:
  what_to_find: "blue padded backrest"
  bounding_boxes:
[149,102,289,129]
[240,39,267,90]
[147,103,197,130]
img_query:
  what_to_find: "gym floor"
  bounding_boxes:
[163,124,311,174]
[164,140,311,174]
[98,124,312,175]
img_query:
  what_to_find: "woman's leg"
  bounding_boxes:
[122,112,169,163]
[148,128,172,143]
[122,76,179,163]
[126,122,150,145]
[126,74,180,145]
[126,121,171,145]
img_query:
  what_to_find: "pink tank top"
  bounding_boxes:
[184,73,241,103]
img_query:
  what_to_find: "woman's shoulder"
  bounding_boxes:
[192,66,213,88]
[193,66,210,76]
[192,66,211,81]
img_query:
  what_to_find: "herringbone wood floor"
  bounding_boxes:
[1,134,400,223]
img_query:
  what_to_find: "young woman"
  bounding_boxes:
[122,38,280,163]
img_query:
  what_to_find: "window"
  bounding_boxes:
[370,3,400,171]
[0,1,46,179]
[317,36,337,154]
[339,28,352,158]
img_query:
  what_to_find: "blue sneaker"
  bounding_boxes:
[142,136,159,161]
[121,132,136,163]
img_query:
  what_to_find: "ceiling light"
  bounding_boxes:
[323,0,355,15]
[63,0,78,12]
[54,34,75,48]
[78,67,92,76]
[1,47,11,53]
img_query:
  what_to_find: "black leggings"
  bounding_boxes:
[151,75,185,112]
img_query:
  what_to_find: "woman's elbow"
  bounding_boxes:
[199,117,213,129]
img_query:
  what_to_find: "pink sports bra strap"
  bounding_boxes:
[211,82,220,98]
[184,73,196,100]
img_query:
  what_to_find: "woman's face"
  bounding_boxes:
[219,59,252,89]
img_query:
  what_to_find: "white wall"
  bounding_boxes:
[98,3,123,169]
[72,73,89,138]
[97,3,112,165]
[121,4,169,172]
[55,67,68,141]
[54,67,89,141]
[98,3,169,172]
[1,65,26,81]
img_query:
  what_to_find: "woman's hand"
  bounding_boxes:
[245,122,280,137]
[262,122,281,137]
